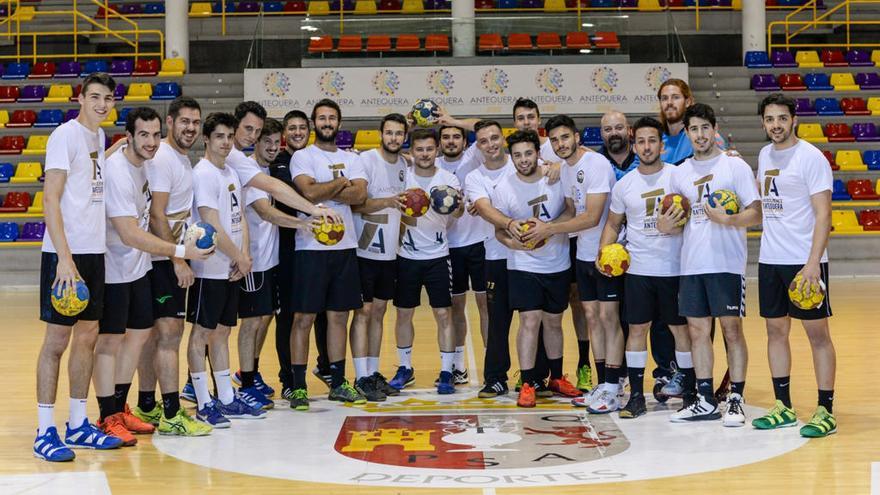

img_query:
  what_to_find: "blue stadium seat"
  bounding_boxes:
[2,62,30,80]
[116,107,132,126]
[213,1,236,12]
[498,0,519,7]
[804,73,833,91]
[744,51,772,68]
[82,60,109,76]
[151,82,181,100]
[144,2,165,14]
[865,150,880,170]
[831,179,851,200]
[0,163,12,183]
[264,2,284,11]
[0,222,18,242]
[815,98,844,116]
[34,109,64,128]
[581,127,602,146]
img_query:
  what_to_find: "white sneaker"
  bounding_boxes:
[617,377,627,402]
[571,384,603,408]
[670,394,721,423]
[723,393,746,427]
[587,388,620,414]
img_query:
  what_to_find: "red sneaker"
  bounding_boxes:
[517,382,536,408]
[122,404,156,434]
[548,376,580,397]
[98,413,137,446]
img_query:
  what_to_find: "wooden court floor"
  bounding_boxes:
[1,278,878,494]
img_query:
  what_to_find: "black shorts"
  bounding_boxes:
[239,268,277,318]
[292,249,363,313]
[678,273,746,318]
[148,259,187,320]
[624,274,687,326]
[508,269,569,314]
[567,237,578,283]
[39,252,105,325]
[759,263,832,320]
[449,242,487,295]
[358,257,397,302]
[394,256,452,309]
[576,260,623,302]
[187,278,240,329]
[99,275,154,334]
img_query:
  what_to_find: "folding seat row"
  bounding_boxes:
[795,97,878,116]
[797,123,880,143]
[0,82,180,104]
[0,59,184,79]
[753,72,880,91]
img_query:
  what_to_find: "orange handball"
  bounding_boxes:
[597,243,630,277]
[660,193,691,227]
[517,220,547,250]
[312,217,346,246]
[402,188,430,218]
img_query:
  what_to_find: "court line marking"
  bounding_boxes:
[465,300,479,386]
[482,488,497,495]
[871,462,879,495]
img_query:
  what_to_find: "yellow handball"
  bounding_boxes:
[312,218,346,246]
[788,274,826,310]
[517,220,547,250]
[597,243,631,277]
[50,278,90,317]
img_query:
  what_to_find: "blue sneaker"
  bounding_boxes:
[217,395,267,419]
[64,418,124,450]
[196,401,231,429]
[389,366,415,390]
[254,371,276,398]
[34,427,75,462]
[238,386,274,410]
[437,371,455,395]
[180,382,197,403]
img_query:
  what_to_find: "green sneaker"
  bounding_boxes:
[576,364,593,392]
[133,404,163,426]
[329,381,367,405]
[289,388,309,411]
[799,406,837,438]
[751,400,797,430]
[158,408,212,436]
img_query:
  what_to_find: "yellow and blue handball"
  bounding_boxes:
[429,185,461,215]
[312,217,346,246]
[50,278,90,317]
[184,222,217,249]
[411,99,439,127]
[788,273,826,310]
[707,189,740,215]
[597,243,630,277]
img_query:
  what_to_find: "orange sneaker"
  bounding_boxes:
[122,404,156,434]
[548,376,580,397]
[98,413,137,446]
[517,382,536,408]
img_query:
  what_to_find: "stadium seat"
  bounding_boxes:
[502,127,517,139]
[859,210,880,231]
[366,35,392,54]
[831,179,850,200]
[119,3,144,14]
[581,127,602,146]
[847,179,879,200]
[0,136,24,154]
[354,130,381,150]
[0,222,18,241]
[109,59,133,77]
[132,59,159,77]
[751,74,780,91]
[872,49,880,66]
[395,35,421,52]
[592,0,618,6]
[830,72,859,91]
[6,110,37,128]
[0,110,7,128]
[507,33,533,51]
[868,97,880,115]
[151,82,181,100]
[831,210,862,232]
[0,163,12,182]
[190,2,213,15]
[28,192,43,214]
[55,61,81,78]
[336,130,354,149]
[795,98,817,116]
[796,123,826,143]
[744,51,771,68]
[10,162,41,183]
[0,191,31,213]
[145,2,166,14]
[847,49,874,67]
[545,0,567,11]
[821,49,847,67]
[537,32,563,51]
[864,150,880,170]
[115,107,132,126]
[822,150,838,170]
[307,0,330,14]
[378,0,402,11]
[100,109,118,128]
[796,50,823,68]
[0,86,19,103]
[520,0,545,8]
[354,0,377,13]
[498,0,518,8]
[158,58,186,77]
[566,31,591,50]
[95,4,120,18]
[856,73,880,90]
[45,84,73,103]
[308,36,334,55]
[425,34,450,53]
[804,73,833,90]
[475,0,495,8]
[593,32,621,49]
[853,123,880,142]
[337,35,362,53]
[638,0,663,10]
[19,222,45,241]
[815,97,843,115]
[402,0,425,12]
[212,1,235,12]
[283,1,308,12]
[2,62,29,80]
[835,150,867,171]
[825,123,854,142]
[29,62,55,79]
[237,2,261,12]
[82,60,109,75]
[771,50,797,67]
[479,34,504,54]
[64,109,79,122]
[22,135,48,155]
[426,0,451,9]
[33,109,63,129]
[841,97,871,116]
[125,83,152,101]
[779,73,806,91]
[18,85,45,102]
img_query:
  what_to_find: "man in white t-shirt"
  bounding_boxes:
[187,113,265,428]
[350,114,408,401]
[289,99,368,409]
[36,73,125,460]
[751,94,837,438]
[390,129,463,395]
[596,117,694,419]
[661,103,762,426]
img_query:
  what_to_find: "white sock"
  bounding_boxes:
[68,398,87,428]
[454,345,465,371]
[625,351,648,368]
[397,346,412,370]
[191,371,212,409]
[38,403,55,435]
[675,351,694,369]
[214,369,234,405]
[367,356,380,375]
[353,357,369,380]
[440,351,454,373]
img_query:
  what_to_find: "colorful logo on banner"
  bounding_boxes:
[481,68,510,95]
[535,67,564,94]
[372,69,400,96]
[591,67,619,94]
[317,70,345,97]
[263,71,291,98]
[644,65,673,91]
[427,69,455,95]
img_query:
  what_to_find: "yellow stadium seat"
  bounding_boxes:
[638,0,663,11]
[10,162,42,183]
[795,50,823,68]
[401,0,424,14]
[831,210,862,233]
[354,130,381,150]
[354,0,377,14]
[0,110,8,128]
[731,0,742,9]
[13,6,35,21]
[796,123,827,143]
[830,72,859,91]
[189,2,212,16]
[835,150,867,171]
[158,58,186,77]
[45,84,73,104]
[308,1,330,14]
[544,0,567,12]
[22,136,49,156]
[501,127,517,138]
[872,50,880,66]
[28,191,43,214]
[868,97,880,116]
[308,131,316,145]
[125,83,152,102]
[101,108,118,128]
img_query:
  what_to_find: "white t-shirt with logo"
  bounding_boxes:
[493,173,570,274]
[355,149,406,261]
[42,119,107,254]
[757,139,832,265]
[464,159,516,261]
[560,152,616,262]
[244,162,279,273]
[437,147,490,249]
[190,158,244,280]
[399,167,460,261]
[669,153,760,276]
[146,141,193,261]
[609,164,682,277]
[103,150,152,284]
[291,145,367,252]
[226,146,263,188]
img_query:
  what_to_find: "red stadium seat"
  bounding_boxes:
[425,34,450,53]
[132,59,159,77]
[593,31,620,49]
[378,0,402,10]
[283,1,307,11]
[0,86,20,103]
[308,36,334,54]
[0,136,25,154]
[0,191,31,213]
[841,97,871,116]
[566,31,591,50]
[478,33,504,53]
[29,62,55,79]
[847,179,879,200]
[859,210,880,230]
[779,73,807,91]
[6,110,37,128]
[337,35,362,53]
[476,0,495,8]
[821,49,848,67]
[366,35,392,53]
[822,150,839,170]
[536,32,562,50]
[506,33,533,51]
[825,123,855,143]
[395,34,421,52]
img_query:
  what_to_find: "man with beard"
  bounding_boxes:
[350,114,408,399]
[289,99,368,410]
[658,79,728,165]
[599,111,639,180]
[752,94,836,438]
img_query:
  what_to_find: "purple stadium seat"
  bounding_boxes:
[19,222,45,241]
[114,83,126,100]
[795,98,816,116]
[853,123,880,142]
[426,0,450,8]
[237,2,260,12]
[847,49,874,67]
[620,0,639,6]
[18,85,46,102]
[856,73,880,90]
[336,130,354,149]
[55,61,81,78]
[329,0,356,10]
[118,3,143,14]
[750,74,780,91]
[110,59,133,77]
[771,50,797,67]
[64,109,79,122]
[520,0,542,7]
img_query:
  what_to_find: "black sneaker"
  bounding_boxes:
[372,372,399,397]
[535,381,553,398]
[312,367,332,390]
[355,376,387,402]
[289,388,309,411]
[478,380,509,398]
[619,393,647,419]
[453,368,469,385]
[329,381,367,404]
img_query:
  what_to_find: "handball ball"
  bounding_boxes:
[51,278,90,317]
[184,222,217,249]
[430,185,462,215]
[402,188,430,218]
[312,218,346,246]
[411,99,439,127]
[660,193,691,227]
[518,220,547,250]
[597,243,630,277]
[788,274,826,310]
[707,189,739,215]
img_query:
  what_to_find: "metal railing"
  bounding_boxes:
[767,0,880,51]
